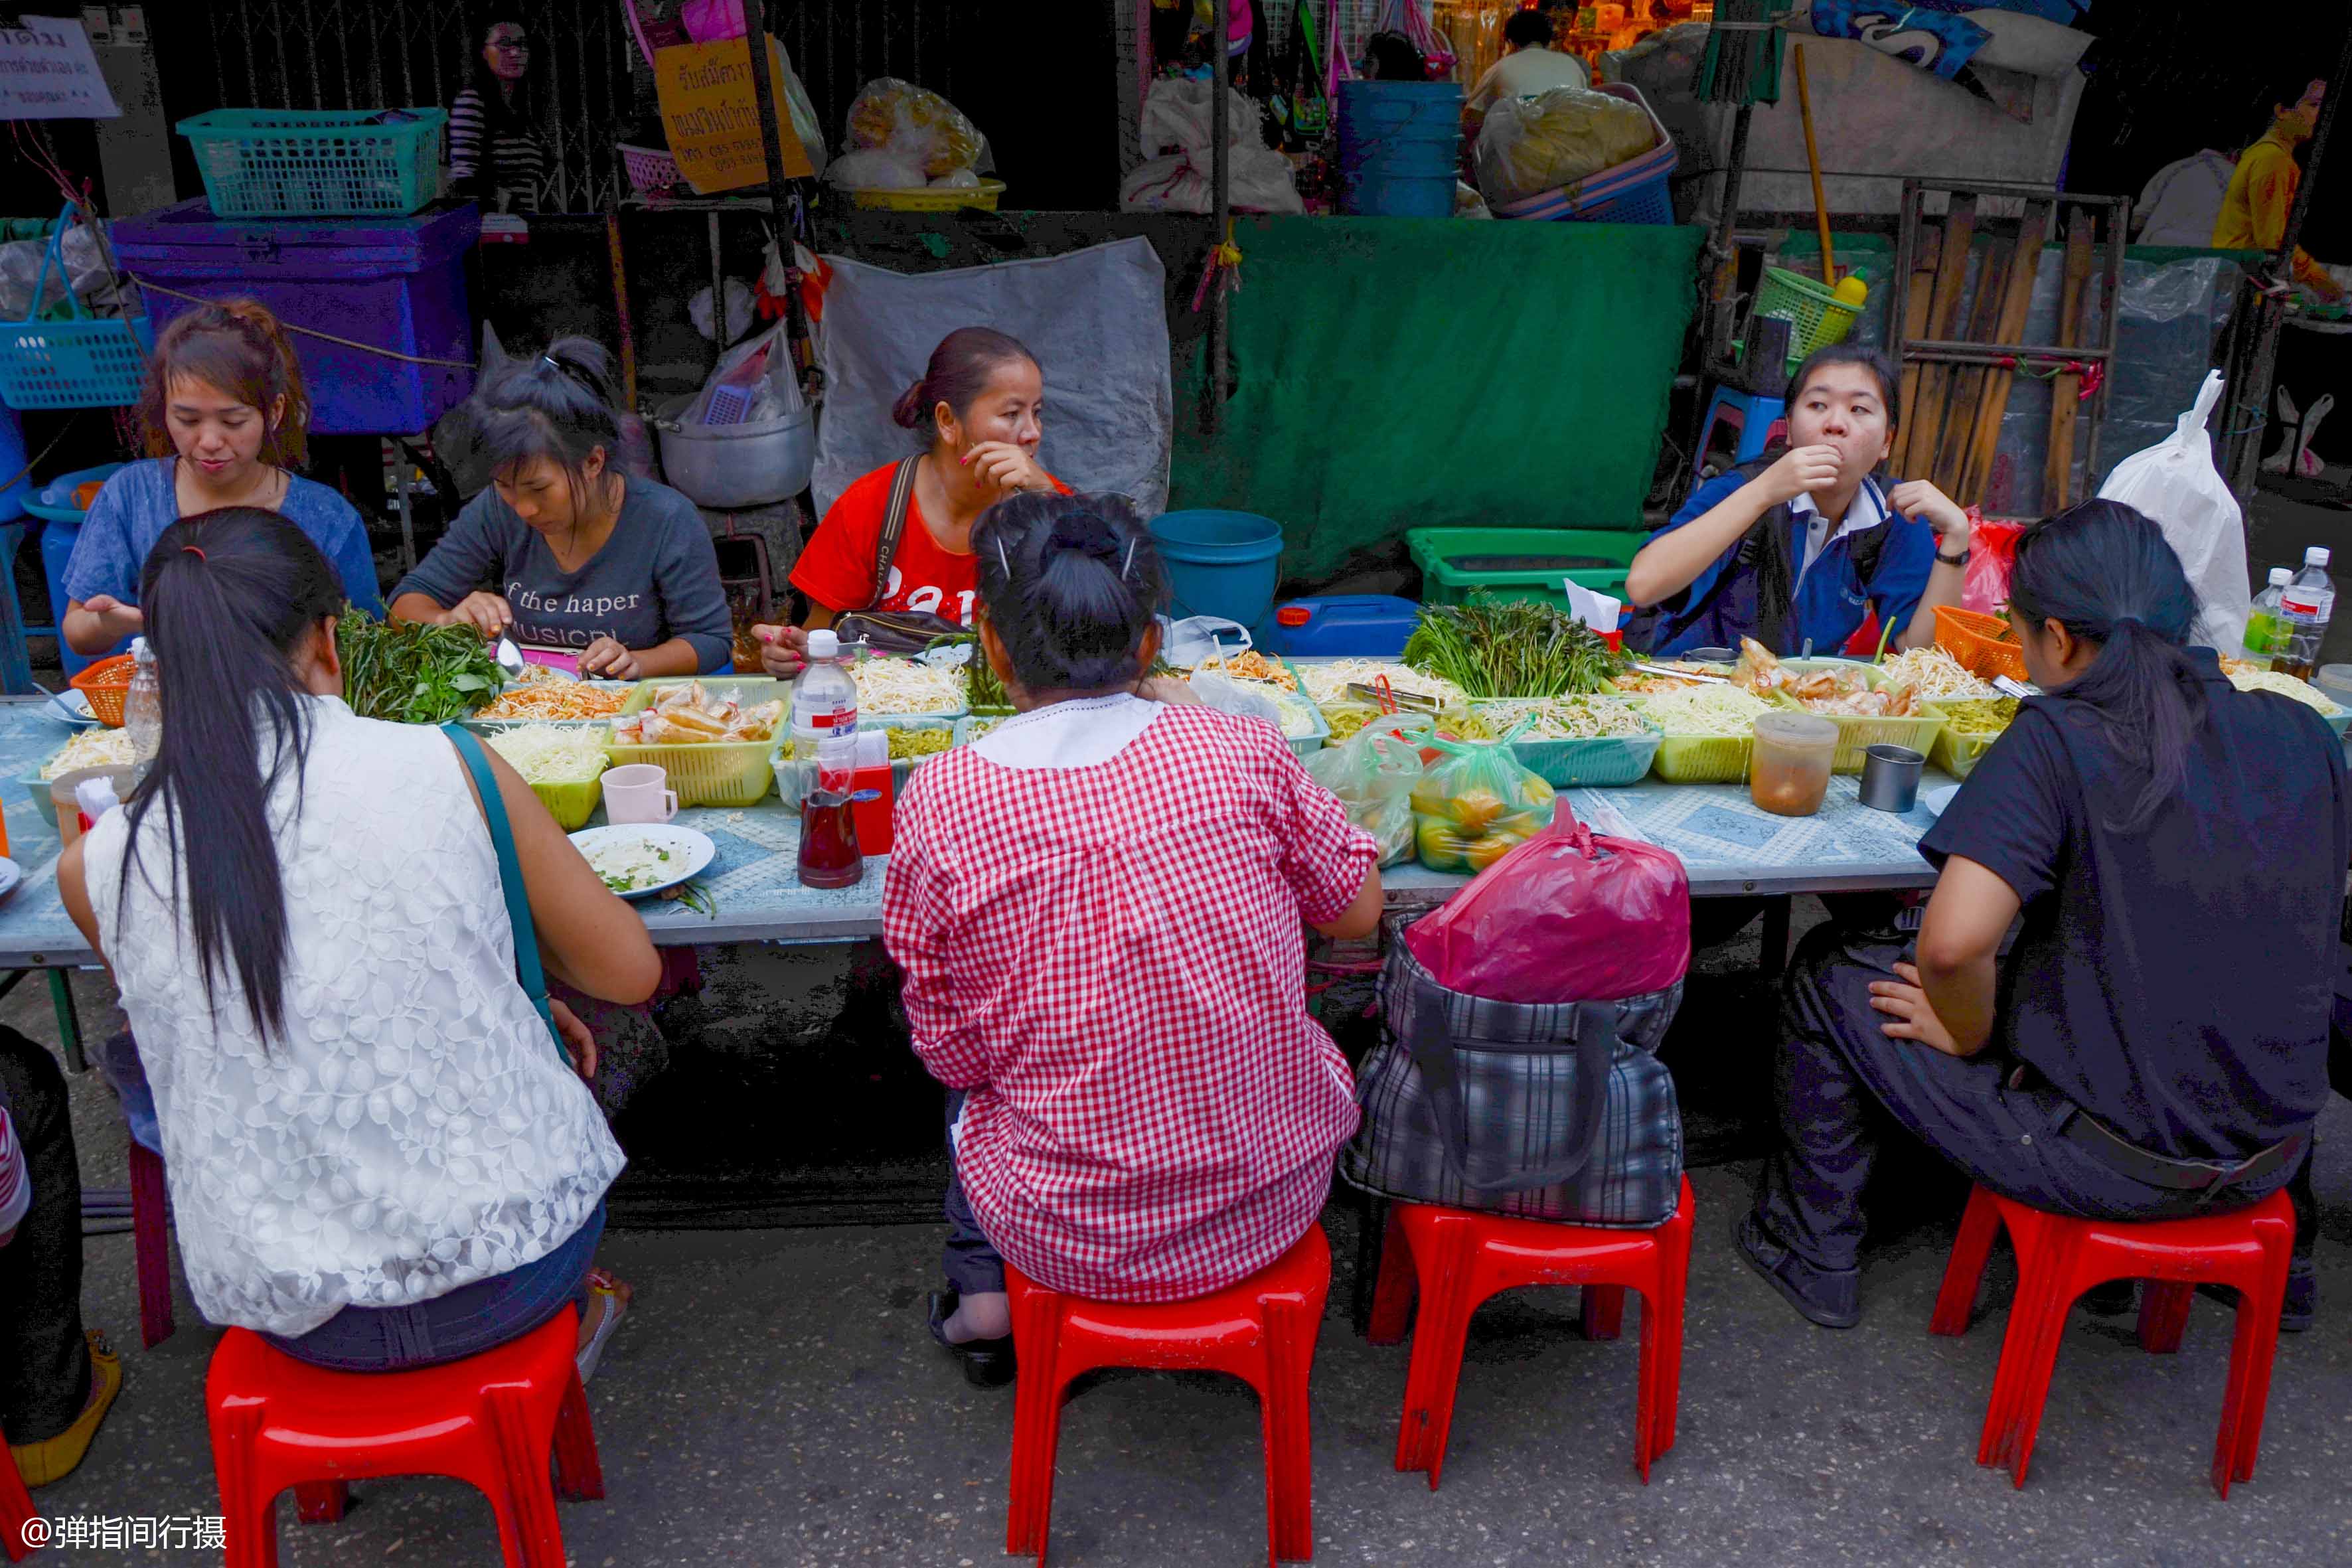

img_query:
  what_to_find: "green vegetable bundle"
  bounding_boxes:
[1403,595,1629,699]
[337,609,503,724]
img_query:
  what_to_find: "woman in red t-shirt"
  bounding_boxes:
[754,326,1066,675]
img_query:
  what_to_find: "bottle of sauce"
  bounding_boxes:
[796,735,863,889]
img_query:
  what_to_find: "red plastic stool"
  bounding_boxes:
[1004,1224,1331,1565]
[1930,1182,2294,1496]
[1366,1175,1694,1486]
[127,1138,173,1348]
[0,1437,40,1560]
[206,1308,603,1567]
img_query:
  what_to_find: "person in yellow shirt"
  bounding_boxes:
[2214,76,2344,301]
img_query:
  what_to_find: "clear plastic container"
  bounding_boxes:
[1749,711,1838,818]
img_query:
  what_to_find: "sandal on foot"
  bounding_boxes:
[576,1269,632,1385]
[927,1290,1015,1389]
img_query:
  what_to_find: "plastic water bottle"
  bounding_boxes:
[788,629,859,766]
[2243,567,2294,663]
[2272,547,2336,680]
[125,637,163,783]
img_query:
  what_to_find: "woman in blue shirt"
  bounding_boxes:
[63,300,382,655]
[1625,345,1975,657]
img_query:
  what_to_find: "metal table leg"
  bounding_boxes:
[1759,896,1794,982]
[48,969,84,1073]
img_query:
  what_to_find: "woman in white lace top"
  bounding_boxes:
[58,507,660,1373]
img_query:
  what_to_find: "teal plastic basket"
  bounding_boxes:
[0,206,153,412]
[177,108,447,218]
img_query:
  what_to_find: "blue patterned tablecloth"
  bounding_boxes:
[0,699,1940,967]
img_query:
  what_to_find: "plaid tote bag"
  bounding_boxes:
[1342,938,1684,1227]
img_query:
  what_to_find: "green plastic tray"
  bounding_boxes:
[1924,700,2012,781]
[1407,528,1642,609]
[1471,698,1662,787]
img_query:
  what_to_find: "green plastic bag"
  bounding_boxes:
[1307,712,1435,868]
[1407,728,1556,874]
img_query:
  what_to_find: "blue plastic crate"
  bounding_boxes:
[177,108,446,218]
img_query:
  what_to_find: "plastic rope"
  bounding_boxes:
[125,277,477,370]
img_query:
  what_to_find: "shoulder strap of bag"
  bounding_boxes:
[440,724,558,1041]
[868,457,922,611]
[1406,976,1623,1195]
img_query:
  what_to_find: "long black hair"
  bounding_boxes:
[973,491,1166,693]
[475,335,624,518]
[467,16,542,135]
[2007,498,2209,833]
[121,509,343,1044]
[891,326,1040,443]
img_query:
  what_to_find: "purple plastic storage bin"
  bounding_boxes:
[110,199,481,434]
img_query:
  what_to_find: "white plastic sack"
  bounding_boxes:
[1120,146,1303,214]
[811,238,1172,518]
[826,149,927,190]
[1188,668,1288,731]
[2094,370,2249,653]
[687,320,806,424]
[1139,78,1261,157]
[1158,615,1252,666]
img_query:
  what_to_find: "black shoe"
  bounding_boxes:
[2080,1278,2138,1316]
[2195,1256,2318,1333]
[927,1289,1016,1388]
[1735,1210,1861,1330]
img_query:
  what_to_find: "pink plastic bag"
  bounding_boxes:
[1964,521,2023,614]
[681,0,746,41]
[1403,805,1689,1005]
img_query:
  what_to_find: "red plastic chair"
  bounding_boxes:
[0,1436,40,1561]
[128,1139,172,1348]
[1930,1182,2294,1496]
[205,1307,603,1567]
[1366,1176,1694,1486]
[1004,1224,1331,1566]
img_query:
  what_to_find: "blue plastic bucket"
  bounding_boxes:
[1150,510,1285,627]
[1338,81,1463,218]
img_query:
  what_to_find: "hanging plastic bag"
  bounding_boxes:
[1309,712,1433,866]
[1403,804,1690,1005]
[1407,733,1555,874]
[2094,370,2248,653]
[1473,86,1657,208]
[844,78,984,179]
[685,320,805,426]
[1963,520,2024,615]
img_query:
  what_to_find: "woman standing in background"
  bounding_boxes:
[449,17,550,214]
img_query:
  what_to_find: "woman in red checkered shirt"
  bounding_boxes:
[884,491,1383,1387]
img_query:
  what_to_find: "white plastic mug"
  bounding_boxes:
[601,763,678,824]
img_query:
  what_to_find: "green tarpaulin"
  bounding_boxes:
[1169,216,1706,584]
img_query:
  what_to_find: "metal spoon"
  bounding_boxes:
[494,634,527,680]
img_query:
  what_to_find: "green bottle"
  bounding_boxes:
[2244,566,2293,660]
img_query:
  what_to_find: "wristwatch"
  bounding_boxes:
[1936,545,1970,568]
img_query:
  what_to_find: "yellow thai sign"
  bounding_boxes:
[654,35,813,194]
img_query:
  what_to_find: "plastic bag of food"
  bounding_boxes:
[844,77,983,179]
[1190,668,1290,732]
[1408,734,1556,874]
[826,148,927,190]
[1474,85,1656,208]
[1308,712,1434,867]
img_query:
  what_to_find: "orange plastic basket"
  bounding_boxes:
[69,653,136,727]
[1934,606,2027,683]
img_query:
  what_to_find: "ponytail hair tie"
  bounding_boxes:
[182,545,206,561]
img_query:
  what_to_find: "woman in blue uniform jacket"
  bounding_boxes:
[1626,345,1977,657]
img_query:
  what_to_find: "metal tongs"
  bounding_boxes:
[1632,661,1731,685]
[1992,674,2035,699]
[1346,680,1442,712]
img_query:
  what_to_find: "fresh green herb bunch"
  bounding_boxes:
[337,609,503,724]
[1403,595,1630,699]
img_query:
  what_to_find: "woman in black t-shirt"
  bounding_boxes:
[1738,500,2349,1331]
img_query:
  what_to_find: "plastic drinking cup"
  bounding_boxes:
[601,763,678,824]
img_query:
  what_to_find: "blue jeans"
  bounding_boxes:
[264,1202,607,1373]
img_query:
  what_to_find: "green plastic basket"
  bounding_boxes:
[1472,699,1662,787]
[609,676,784,808]
[176,108,447,218]
[1924,700,2013,781]
[1407,528,1642,609]
[1754,266,1861,374]
[0,206,153,412]
[1768,675,1946,773]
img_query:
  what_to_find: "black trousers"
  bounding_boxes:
[1755,914,2294,1275]
[0,1027,89,1443]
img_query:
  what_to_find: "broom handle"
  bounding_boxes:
[1793,44,1836,286]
